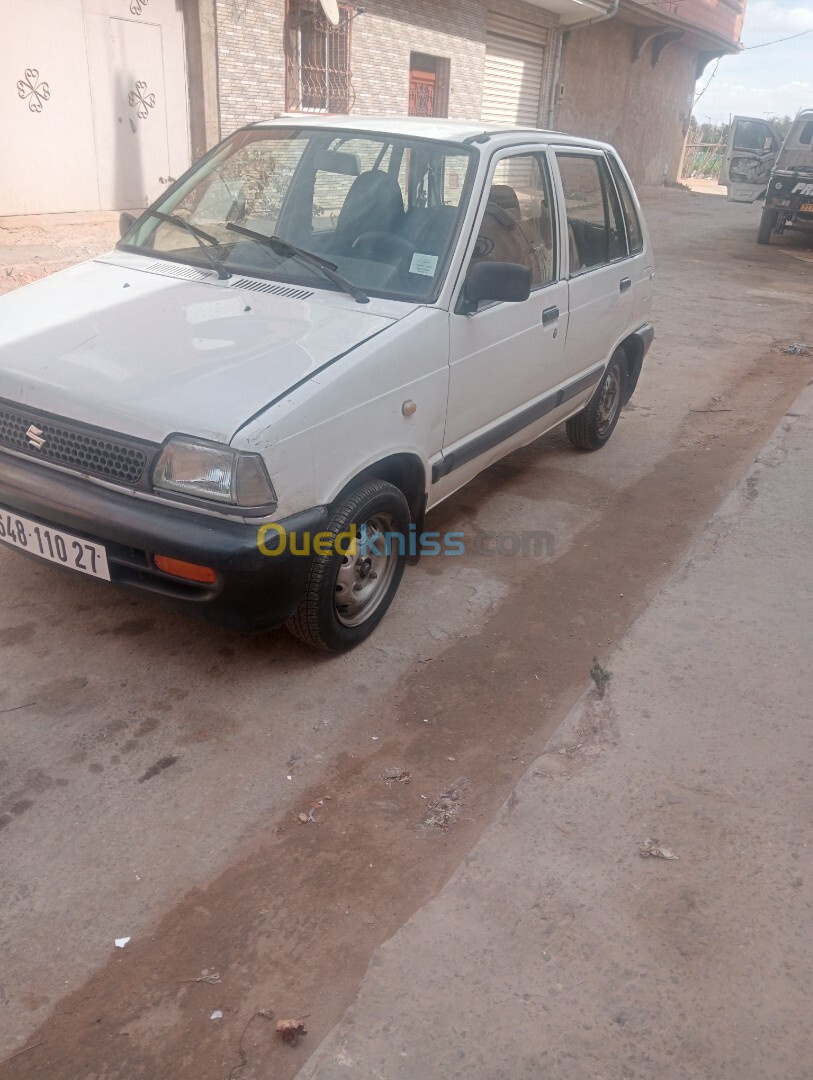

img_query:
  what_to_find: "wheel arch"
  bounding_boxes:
[332,452,428,528]
[619,334,643,406]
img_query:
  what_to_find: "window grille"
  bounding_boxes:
[285,0,353,113]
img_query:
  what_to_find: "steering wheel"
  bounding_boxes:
[351,231,417,266]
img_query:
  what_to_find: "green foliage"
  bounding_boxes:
[590,656,611,697]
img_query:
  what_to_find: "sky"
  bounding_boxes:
[693,0,813,124]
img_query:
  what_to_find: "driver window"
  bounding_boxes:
[733,120,777,153]
[471,154,555,287]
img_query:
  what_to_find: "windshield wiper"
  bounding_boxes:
[148,210,231,280]
[225,223,369,304]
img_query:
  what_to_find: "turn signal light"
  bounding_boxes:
[154,555,218,584]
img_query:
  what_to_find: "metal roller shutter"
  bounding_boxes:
[482,12,550,129]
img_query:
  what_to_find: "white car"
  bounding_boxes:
[0,117,654,650]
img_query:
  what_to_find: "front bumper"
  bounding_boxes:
[0,452,327,632]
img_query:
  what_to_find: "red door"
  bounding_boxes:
[409,70,436,117]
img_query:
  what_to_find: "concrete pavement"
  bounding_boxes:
[297,381,813,1080]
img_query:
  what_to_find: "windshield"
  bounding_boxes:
[120,127,476,302]
[776,116,813,174]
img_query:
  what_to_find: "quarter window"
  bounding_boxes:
[607,154,643,255]
[556,153,626,274]
[472,154,556,288]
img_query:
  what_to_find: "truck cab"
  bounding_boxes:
[720,110,813,243]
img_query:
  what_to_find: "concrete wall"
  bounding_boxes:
[554,16,697,186]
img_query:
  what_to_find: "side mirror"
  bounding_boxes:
[464,261,532,312]
[119,211,137,239]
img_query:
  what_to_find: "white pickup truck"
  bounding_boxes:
[0,117,654,650]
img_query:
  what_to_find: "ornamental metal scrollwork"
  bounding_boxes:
[128,80,156,120]
[17,68,50,113]
[130,0,149,14]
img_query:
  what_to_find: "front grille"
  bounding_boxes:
[0,402,153,485]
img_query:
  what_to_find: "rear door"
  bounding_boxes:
[606,152,653,330]
[720,116,781,203]
[552,149,632,384]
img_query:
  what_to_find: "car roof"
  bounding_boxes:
[248,114,614,153]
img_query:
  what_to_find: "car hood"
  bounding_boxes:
[0,255,404,444]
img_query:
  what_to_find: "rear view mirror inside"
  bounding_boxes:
[312,150,362,176]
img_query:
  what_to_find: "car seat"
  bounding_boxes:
[331,170,405,255]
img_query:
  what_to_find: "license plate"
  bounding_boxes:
[0,509,110,580]
[801,203,813,213]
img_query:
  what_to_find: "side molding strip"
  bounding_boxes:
[432,365,604,483]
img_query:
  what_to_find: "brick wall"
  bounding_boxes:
[350,0,485,119]
[214,0,561,132]
[215,0,287,132]
[213,0,700,186]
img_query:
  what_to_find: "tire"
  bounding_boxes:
[757,207,778,245]
[566,349,628,451]
[286,479,410,652]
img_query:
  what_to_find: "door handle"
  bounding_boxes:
[542,305,559,326]
[620,277,632,293]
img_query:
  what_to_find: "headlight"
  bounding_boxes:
[152,436,277,508]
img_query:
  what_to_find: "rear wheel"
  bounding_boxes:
[757,207,778,244]
[286,479,409,652]
[566,349,628,451]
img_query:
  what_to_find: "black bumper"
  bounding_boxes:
[0,453,327,632]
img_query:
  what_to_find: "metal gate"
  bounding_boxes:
[409,71,436,118]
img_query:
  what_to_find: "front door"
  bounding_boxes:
[720,116,781,203]
[438,149,568,488]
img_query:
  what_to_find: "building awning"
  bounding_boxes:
[521,0,617,26]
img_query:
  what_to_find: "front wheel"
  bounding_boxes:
[566,349,628,451]
[757,207,778,245]
[286,479,410,652]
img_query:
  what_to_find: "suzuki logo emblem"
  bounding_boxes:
[26,424,46,451]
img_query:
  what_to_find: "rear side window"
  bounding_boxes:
[607,154,643,255]
[556,153,626,273]
[799,121,813,146]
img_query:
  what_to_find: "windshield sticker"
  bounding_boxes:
[409,252,439,277]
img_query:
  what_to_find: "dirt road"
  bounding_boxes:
[0,190,811,1078]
